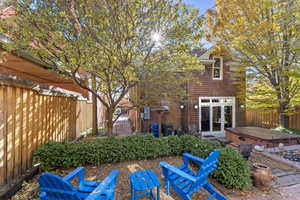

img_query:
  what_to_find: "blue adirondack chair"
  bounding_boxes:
[38,167,120,200]
[160,150,228,200]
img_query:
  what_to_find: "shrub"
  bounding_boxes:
[212,147,252,189]
[34,134,251,189]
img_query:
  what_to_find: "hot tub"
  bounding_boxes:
[226,127,300,147]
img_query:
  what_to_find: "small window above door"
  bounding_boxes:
[212,56,223,80]
[212,99,220,103]
[201,99,210,103]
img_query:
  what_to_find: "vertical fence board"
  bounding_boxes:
[47,96,51,141]
[59,97,62,141]
[52,96,55,141]
[38,95,42,145]
[26,90,32,169]
[6,87,14,182]
[55,97,59,141]
[41,96,45,143]
[14,88,22,177]
[0,86,7,185]
[49,96,53,141]
[21,89,28,173]
[28,90,34,168]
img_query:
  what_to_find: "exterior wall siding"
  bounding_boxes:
[187,61,246,131]
[141,101,182,132]
[139,56,246,133]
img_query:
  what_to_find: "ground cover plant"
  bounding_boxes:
[273,126,300,135]
[34,135,252,189]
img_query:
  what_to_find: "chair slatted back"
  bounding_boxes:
[196,150,220,179]
[187,150,220,195]
[39,173,81,200]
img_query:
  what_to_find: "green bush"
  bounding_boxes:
[34,134,251,189]
[212,147,252,189]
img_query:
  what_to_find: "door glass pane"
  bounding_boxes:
[212,106,221,131]
[201,106,210,132]
[224,106,233,128]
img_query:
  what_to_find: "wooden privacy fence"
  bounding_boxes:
[0,85,92,185]
[246,108,300,129]
[76,100,93,137]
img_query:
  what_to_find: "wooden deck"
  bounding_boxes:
[227,127,300,140]
[226,127,300,147]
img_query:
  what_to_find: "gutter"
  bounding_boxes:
[0,34,56,71]
[0,74,86,99]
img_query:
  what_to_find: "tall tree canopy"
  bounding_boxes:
[0,0,204,135]
[207,0,300,127]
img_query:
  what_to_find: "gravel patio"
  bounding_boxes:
[10,156,300,200]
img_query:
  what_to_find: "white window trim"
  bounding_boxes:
[212,56,223,80]
[198,96,236,135]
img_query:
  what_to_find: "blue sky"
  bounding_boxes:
[184,0,215,15]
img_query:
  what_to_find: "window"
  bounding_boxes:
[201,99,210,103]
[212,56,223,80]
[224,98,233,103]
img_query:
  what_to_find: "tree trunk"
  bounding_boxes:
[105,109,114,136]
[91,75,98,136]
[92,93,98,136]
[279,102,289,128]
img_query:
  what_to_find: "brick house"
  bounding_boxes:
[130,47,246,136]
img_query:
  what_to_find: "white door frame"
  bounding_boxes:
[198,97,236,136]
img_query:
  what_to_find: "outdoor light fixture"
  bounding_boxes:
[240,104,245,108]
[193,104,199,110]
[179,104,185,109]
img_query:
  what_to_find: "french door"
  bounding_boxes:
[199,97,235,136]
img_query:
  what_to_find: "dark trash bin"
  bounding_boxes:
[239,142,253,160]
[174,128,184,136]
[162,123,173,136]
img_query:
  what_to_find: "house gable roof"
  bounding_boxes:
[192,46,216,64]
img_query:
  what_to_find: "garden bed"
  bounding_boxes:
[275,149,300,162]
[11,156,298,200]
[33,135,252,189]
[12,156,202,200]
[266,145,300,171]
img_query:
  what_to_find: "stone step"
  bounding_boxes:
[273,173,300,188]
[272,168,297,177]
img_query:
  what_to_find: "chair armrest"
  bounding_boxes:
[183,153,205,165]
[85,170,120,200]
[63,167,84,183]
[160,162,197,183]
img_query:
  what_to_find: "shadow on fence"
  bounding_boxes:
[0,85,92,186]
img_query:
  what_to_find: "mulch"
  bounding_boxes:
[10,156,289,200]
